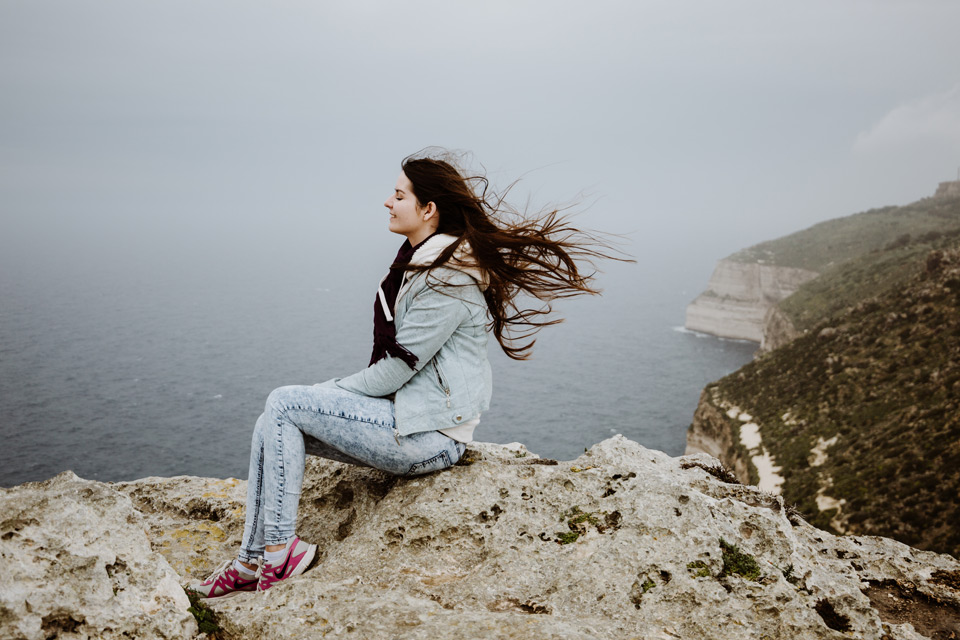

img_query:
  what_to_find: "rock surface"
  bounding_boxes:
[0,472,197,640]
[7,437,960,639]
[685,260,818,342]
[935,180,960,200]
[761,304,801,351]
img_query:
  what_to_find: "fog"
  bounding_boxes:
[3,0,959,295]
[3,1,960,482]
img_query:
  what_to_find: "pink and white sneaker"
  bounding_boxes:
[258,536,317,592]
[190,560,259,600]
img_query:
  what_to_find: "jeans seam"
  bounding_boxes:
[313,406,393,428]
[274,413,286,523]
[408,449,451,475]
[241,437,265,560]
[279,401,391,428]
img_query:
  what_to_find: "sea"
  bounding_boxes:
[0,257,756,487]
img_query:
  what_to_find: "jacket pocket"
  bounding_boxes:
[432,359,452,409]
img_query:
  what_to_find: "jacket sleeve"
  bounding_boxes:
[332,271,474,398]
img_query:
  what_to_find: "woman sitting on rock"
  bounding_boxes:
[191,149,622,599]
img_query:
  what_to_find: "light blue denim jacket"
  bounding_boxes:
[320,234,493,437]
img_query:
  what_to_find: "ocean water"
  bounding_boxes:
[0,260,756,487]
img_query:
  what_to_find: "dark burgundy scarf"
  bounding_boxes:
[369,234,437,369]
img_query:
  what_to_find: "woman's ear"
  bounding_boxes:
[422,201,438,221]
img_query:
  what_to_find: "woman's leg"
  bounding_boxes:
[273,384,465,477]
[199,383,464,598]
[237,384,464,563]
[238,412,269,564]
[191,412,270,599]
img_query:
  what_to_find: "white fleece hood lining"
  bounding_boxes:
[377,234,487,322]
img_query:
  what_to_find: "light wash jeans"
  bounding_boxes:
[238,385,466,562]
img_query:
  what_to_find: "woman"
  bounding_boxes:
[191,151,620,599]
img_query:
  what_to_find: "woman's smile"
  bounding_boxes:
[384,171,437,245]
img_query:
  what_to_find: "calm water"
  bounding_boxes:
[0,259,755,487]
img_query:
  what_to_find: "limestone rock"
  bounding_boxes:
[6,438,960,639]
[761,304,801,351]
[685,260,818,342]
[115,474,249,579]
[0,472,197,640]
[129,439,960,639]
[934,180,960,200]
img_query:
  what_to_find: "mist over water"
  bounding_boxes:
[0,242,756,487]
[22,0,960,486]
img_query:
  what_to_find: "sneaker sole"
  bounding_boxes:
[198,588,257,602]
[289,543,318,579]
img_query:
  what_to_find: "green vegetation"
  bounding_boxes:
[556,530,580,545]
[686,561,711,578]
[184,587,224,638]
[719,538,762,582]
[680,461,740,485]
[780,227,960,332]
[698,192,960,558]
[728,195,960,272]
[553,506,620,544]
[716,194,960,334]
[629,575,658,608]
[778,563,797,584]
[711,244,960,557]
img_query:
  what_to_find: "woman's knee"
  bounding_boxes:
[264,385,305,414]
[251,412,267,443]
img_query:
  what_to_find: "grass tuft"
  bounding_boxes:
[184,587,225,638]
[719,538,762,582]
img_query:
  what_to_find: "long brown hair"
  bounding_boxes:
[401,150,629,360]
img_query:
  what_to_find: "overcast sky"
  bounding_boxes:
[2,0,959,292]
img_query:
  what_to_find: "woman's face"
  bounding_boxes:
[384,172,436,244]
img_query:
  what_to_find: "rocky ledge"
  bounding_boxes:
[3,437,960,639]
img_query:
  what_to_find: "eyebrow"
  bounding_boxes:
[395,188,407,194]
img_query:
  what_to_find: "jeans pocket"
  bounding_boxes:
[407,449,452,476]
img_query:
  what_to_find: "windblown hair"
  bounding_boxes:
[401,150,628,360]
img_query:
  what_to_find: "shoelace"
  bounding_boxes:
[204,557,262,583]
[203,559,234,583]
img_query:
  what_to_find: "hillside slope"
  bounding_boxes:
[778,225,960,335]
[729,193,960,272]
[689,245,960,558]
[686,189,960,346]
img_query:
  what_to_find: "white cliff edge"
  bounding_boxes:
[685,260,818,344]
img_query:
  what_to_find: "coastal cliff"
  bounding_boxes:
[684,260,817,342]
[5,437,960,639]
[687,186,960,348]
[935,180,960,200]
[687,247,960,560]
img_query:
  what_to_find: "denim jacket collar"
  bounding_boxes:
[377,234,487,322]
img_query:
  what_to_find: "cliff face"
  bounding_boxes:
[688,190,960,349]
[687,248,960,559]
[685,387,751,484]
[685,260,818,342]
[5,438,960,640]
[935,180,960,199]
[761,305,801,351]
